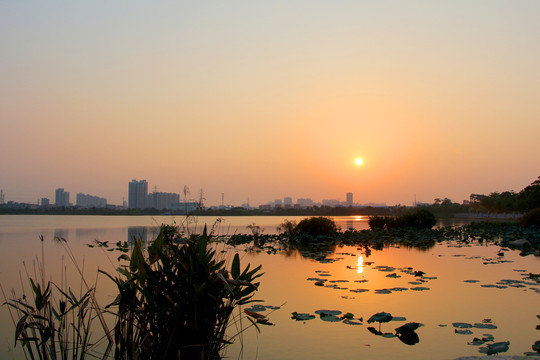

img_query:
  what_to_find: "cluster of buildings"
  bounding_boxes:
[257,192,386,210]
[39,188,109,208]
[128,179,199,211]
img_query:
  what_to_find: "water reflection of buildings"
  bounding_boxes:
[75,228,108,239]
[128,226,149,243]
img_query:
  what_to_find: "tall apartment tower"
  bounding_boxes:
[55,188,70,207]
[346,192,353,206]
[128,179,148,209]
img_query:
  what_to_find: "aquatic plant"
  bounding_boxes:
[368,209,436,230]
[2,236,112,359]
[294,217,337,237]
[101,224,263,359]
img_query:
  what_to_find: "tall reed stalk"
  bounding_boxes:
[2,236,112,360]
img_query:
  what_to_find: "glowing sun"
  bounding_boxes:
[355,158,364,166]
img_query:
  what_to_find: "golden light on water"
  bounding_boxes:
[357,255,364,274]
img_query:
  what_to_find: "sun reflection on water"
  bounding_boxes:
[357,255,364,274]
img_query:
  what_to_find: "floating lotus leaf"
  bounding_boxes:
[473,323,497,329]
[343,319,363,325]
[314,281,325,286]
[374,289,392,294]
[245,304,266,312]
[315,310,342,316]
[291,312,315,321]
[386,273,401,278]
[532,340,540,352]
[410,287,430,291]
[479,341,509,355]
[481,284,507,289]
[354,279,368,283]
[453,322,473,328]
[468,338,486,346]
[350,288,369,293]
[464,280,480,283]
[395,322,420,333]
[455,329,473,335]
[342,312,354,319]
[381,333,396,338]
[390,317,407,322]
[320,315,341,322]
[408,281,423,285]
[368,312,393,324]
[390,287,408,292]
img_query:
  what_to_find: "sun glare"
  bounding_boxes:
[355,158,364,166]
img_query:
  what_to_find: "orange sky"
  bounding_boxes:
[1,2,539,206]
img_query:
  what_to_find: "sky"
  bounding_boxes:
[1,1,539,207]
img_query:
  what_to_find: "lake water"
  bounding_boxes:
[0,215,538,359]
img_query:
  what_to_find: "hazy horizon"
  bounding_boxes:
[2,1,539,207]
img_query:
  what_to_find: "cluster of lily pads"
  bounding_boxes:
[306,263,436,295]
[223,221,539,263]
[290,310,423,345]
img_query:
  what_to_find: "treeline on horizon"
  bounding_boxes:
[1,176,538,216]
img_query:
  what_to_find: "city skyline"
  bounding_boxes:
[2,2,539,207]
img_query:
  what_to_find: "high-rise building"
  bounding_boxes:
[128,179,148,209]
[55,188,70,207]
[41,198,49,206]
[76,193,107,208]
[346,192,353,206]
[147,191,180,209]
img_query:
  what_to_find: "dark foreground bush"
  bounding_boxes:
[398,209,437,229]
[368,209,437,230]
[520,207,540,227]
[103,224,263,359]
[295,217,337,237]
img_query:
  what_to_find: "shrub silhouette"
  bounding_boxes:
[520,207,540,227]
[103,224,263,359]
[294,217,337,237]
[369,209,436,230]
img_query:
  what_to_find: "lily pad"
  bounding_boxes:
[350,288,369,293]
[479,341,509,355]
[291,312,315,321]
[390,316,407,322]
[455,329,473,335]
[390,287,408,292]
[320,315,341,322]
[473,323,497,329]
[374,289,392,294]
[453,322,473,328]
[386,273,401,278]
[342,312,354,319]
[315,310,342,316]
[343,319,363,325]
[410,287,430,291]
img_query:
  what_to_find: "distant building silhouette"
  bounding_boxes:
[147,191,180,210]
[296,198,314,208]
[346,192,353,206]
[55,188,70,207]
[41,198,49,206]
[76,193,107,208]
[128,179,148,209]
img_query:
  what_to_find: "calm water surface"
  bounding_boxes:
[0,215,538,359]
